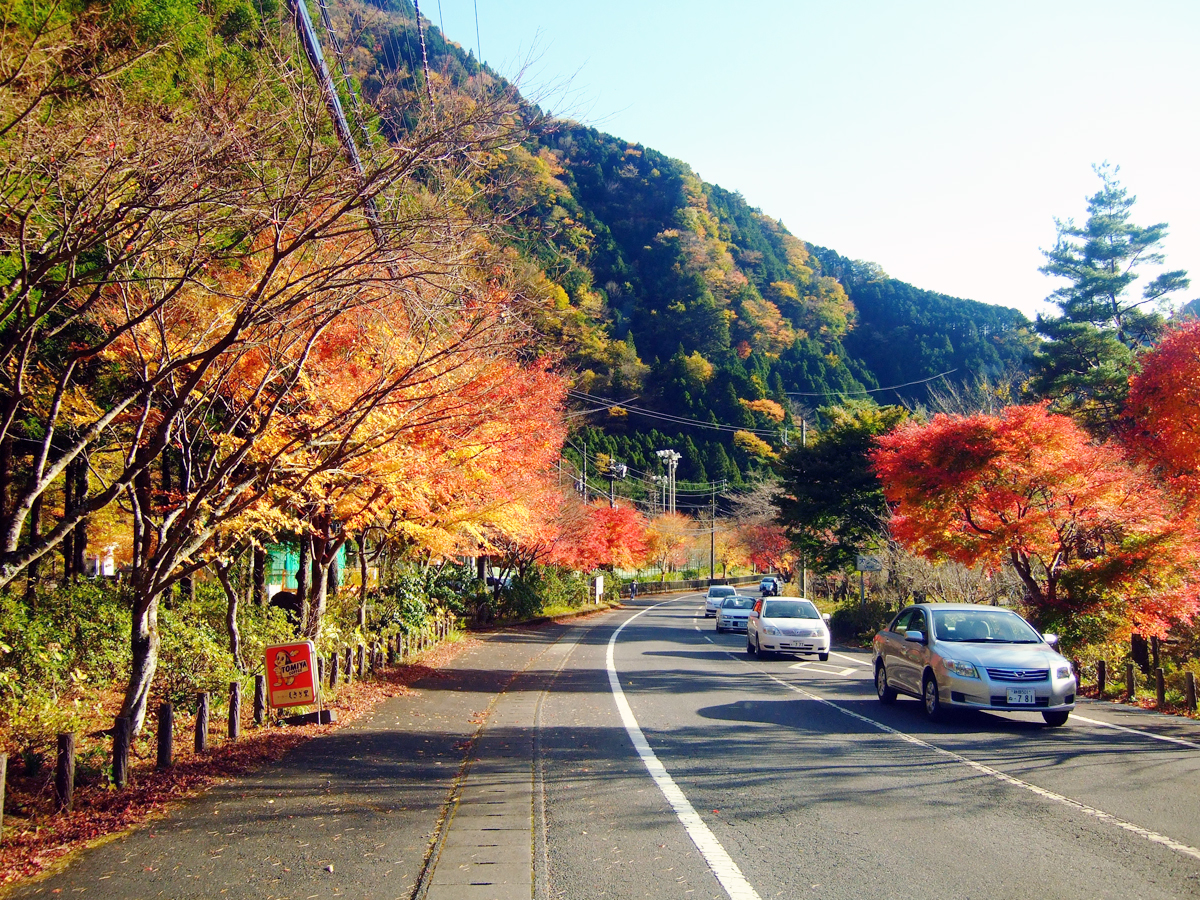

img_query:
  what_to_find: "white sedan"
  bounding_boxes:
[747,597,831,660]
[716,595,757,633]
[703,585,738,616]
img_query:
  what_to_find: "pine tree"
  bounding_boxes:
[1032,164,1189,435]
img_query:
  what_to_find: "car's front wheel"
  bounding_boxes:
[922,673,943,721]
[875,662,897,704]
[1042,710,1070,727]
[716,624,724,634]
[746,637,756,656]
[817,652,829,662]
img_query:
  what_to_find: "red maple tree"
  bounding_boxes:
[1125,320,1200,505]
[871,403,1200,636]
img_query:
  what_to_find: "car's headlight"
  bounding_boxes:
[762,625,780,635]
[943,658,979,678]
[1056,665,1073,680]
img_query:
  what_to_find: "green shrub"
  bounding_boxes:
[829,597,894,644]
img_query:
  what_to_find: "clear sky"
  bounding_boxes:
[429,0,1200,320]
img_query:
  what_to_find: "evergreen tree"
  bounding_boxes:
[1032,164,1189,434]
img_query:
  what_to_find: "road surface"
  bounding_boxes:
[13,593,1200,899]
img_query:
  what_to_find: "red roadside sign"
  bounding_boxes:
[264,641,318,709]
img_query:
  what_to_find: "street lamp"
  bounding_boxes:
[655,449,681,514]
[605,461,628,508]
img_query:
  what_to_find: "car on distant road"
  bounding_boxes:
[704,585,739,616]
[747,597,831,660]
[758,576,782,596]
[872,603,1076,726]
[716,596,757,633]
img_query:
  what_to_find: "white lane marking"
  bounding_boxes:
[607,601,763,900]
[788,662,858,677]
[829,651,869,666]
[758,669,1200,863]
[1071,714,1200,751]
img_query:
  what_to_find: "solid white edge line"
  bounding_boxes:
[607,600,763,900]
[1071,714,1200,750]
[757,669,1200,863]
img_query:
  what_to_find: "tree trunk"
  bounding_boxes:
[358,535,369,629]
[253,545,266,607]
[71,453,87,580]
[61,456,76,579]
[120,584,161,734]
[24,492,42,606]
[304,559,330,639]
[295,535,310,627]
[215,560,245,672]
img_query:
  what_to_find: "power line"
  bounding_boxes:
[566,390,780,437]
[786,369,958,398]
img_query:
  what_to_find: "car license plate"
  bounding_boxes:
[1007,688,1036,706]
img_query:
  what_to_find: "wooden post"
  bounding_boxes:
[1126,662,1136,699]
[329,651,339,688]
[1097,659,1107,696]
[344,647,353,683]
[1156,667,1166,708]
[228,681,241,741]
[356,643,365,679]
[0,751,7,842]
[157,702,173,769]
[317,656,325,686]
[387,633,396,666]
[1186,672,1197,712]
[254,675,266,726]
[54,733,75,813]
[195,692,210,753]
[112,716,131,788]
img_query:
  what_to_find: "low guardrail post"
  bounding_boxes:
[55,733,75,813]
[254,675,266,726]
[228,681,241,741]
[157,702,174,768]
[112,716,131,788]
[195,692,210,753]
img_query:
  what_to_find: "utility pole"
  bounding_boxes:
[801,418,808,599]
[709,482,717,584]
[655,450,680,514]
[581,441,587,503]
[606,462,627,509]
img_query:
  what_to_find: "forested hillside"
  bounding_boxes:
[337,0,1036,482]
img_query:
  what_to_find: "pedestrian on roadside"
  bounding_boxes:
[629,580,638,599]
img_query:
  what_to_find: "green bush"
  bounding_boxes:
[829,597,894,644]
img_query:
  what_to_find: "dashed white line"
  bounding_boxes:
[1071,714,1200,750]
[608,600,762,900]
[757,669,1200,863]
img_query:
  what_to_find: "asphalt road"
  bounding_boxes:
[538,594,1200,899]
[12,593,1200,900]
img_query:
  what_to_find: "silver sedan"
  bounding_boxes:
[716,595,757,633]
[872,603,1076,726]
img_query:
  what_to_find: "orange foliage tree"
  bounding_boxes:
[871,403,1200,639]
[551,501,649,572]
[1125,321,1200,504]
[741,523,796,580]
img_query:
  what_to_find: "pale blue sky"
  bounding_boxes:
[431,1,1200,320]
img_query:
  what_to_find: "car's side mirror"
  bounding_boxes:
[904,630,926,644]
[1042,633,1059,647]
[821,613,831,625]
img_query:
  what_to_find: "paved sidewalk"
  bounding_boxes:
[5,619,605,900]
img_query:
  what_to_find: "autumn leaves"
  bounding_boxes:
[872,326,1200,641]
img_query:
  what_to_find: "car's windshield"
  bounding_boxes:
[709,587,735,598]
[931,609,1042,643]
[761,600,820,619]
[722,597,756,610]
